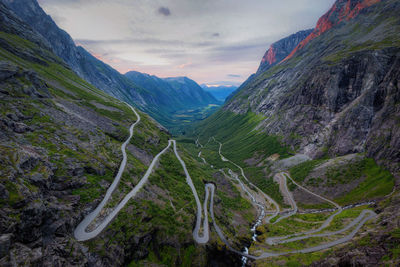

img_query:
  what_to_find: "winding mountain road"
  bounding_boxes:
[212,137,280,223]
[74,105,210,243]
[74,103,142,241]
[204,138,376,259]
[73,106,377,261]
[172,140,210,244]
[198,179,376,260]
[265,172,345,245]
[272,173,297,224]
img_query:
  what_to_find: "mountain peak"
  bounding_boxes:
[257,29,313,74]
[284,0,381,61]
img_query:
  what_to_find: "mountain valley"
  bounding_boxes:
[0,0,399,266]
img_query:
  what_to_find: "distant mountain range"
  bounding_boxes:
[200,84,238,102]
[1,0,219,133]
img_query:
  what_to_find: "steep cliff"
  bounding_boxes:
[284,0,382,61]
[257,29,313,74]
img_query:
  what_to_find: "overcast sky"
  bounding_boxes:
[38,0,335,86]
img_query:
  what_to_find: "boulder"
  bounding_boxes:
[0,234,12,258]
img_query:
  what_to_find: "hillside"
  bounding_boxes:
[1,0,220,134]
[0,3,256,266]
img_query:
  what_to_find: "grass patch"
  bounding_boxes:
[335,158,394,205]
[289,160,324,183]
[194,111,292,165]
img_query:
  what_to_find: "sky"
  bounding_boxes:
[38,0,335,86]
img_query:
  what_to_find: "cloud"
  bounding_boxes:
[178,61,192,69]
[38,0,336,84]
[158,7,171,16]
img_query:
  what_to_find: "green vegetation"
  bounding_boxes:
[326,158,365,186]
[243,166,284,205]
[169,104,221,135]
[290,157,394,205]
[289,160,324,183]
[335,158,394,205]
[195,110,292,165]
[3,180,23,206]
[264,212,330,236]
[217,190,252,211]
[72,171,114,203]
[149,151,201,216]
[253,205,375,266]
[127,244,201,267]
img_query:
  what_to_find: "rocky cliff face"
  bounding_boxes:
[1,0,81,73]
[225,0,400,177]
[284,0,382,61]
[257,29,313,74]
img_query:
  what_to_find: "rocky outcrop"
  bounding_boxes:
[257,29,313,74]
[0,61,50,99]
